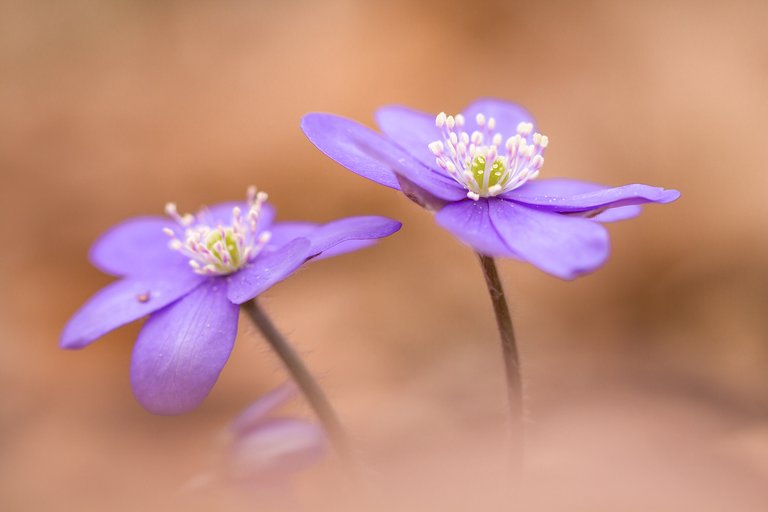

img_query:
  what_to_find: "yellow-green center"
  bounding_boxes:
[470,155,507,190]
[206,229,241,268]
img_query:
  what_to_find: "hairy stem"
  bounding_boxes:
[242,298,355,468]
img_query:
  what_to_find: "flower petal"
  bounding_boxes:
[130,279,239,415]
[305,216,401,255]
[60,270,206,349]
[226,238,312,304]
[201,202,276,231]
[227,418,326,482]
[89,217,188,277]
[461,98,537,136]
[264,222,316,251]
[301,113,466,201]
[435,199,520,259]
[505,179,643,222]
[230,383,299,437]
[268,218,400,261]
[488,199,610,279]
[585,205,642,223]
[375,105,442,170]
[504,179,680,213]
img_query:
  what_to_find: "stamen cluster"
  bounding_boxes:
[429,112,549,200]
[164,187,272,276]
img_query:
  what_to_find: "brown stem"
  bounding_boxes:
[477,254,524,465]
[242,299,356,469]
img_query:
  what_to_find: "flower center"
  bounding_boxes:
[429,112,549,201]
[163,186,272,276]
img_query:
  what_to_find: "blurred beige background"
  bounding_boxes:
[2,0,767,510]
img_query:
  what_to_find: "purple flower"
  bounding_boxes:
[61,188,401,414]
[226,383,326,483]
[301,98,680,279]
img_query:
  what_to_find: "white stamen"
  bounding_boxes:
[163,187,273,276]
[429,111,549,201]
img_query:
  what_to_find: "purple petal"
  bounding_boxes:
[504,179,681,213]
[585,205,642,222]
[60,270,205,349]
[504,178,604,196]
[506,179,642,222]
[227,418,326,482]
[301,113,466,201]
[230,383,299,437]
[461,98,536,137]
[226,238,312,304]
[312,239,377,260]
[201,201,276,231]
[488,199,610,279]
[267,221,386,260]
[375,105,442,170]
[435,199,520,259]
[305,216,401,256]
[265,222,316,251]
[89,217,188,276]
[130,279,238,415]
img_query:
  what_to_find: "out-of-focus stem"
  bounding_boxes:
[477,254,524,466]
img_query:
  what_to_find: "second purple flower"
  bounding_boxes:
[301,98,680,279]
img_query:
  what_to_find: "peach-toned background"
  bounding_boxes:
[2,0,767,510]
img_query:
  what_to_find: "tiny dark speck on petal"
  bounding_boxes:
[136,292,151,303]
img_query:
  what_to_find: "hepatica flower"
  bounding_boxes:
[61,187,401,414]
[301,98,680,279]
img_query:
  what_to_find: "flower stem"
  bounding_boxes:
[477,254,524,465]
[242,299,356,468]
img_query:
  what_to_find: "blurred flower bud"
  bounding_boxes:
[226,383,327,483]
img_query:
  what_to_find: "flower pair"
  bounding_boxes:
[62,98,680,417]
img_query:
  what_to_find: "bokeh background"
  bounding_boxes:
[2,0,767,510]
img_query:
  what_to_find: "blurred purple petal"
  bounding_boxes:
[301,113,466,201]
[435,199,519,259]
[60,270,205,349]
[88,217,187,276]
[228,418,327,483]
[488,199,610,279]
[230,383,299,437]
[201,202,276,231]
[226,238,312,304]
[461,98,537,136]
[376,105,442,170]
[265,222,316,251]
[505,179,681,213]
[130,279,238,415]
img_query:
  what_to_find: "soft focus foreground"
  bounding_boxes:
[1,0,767,511]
